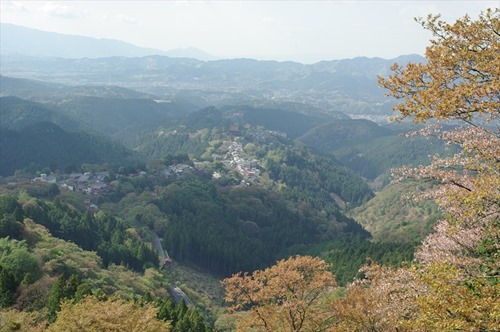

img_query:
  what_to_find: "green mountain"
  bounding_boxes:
[348,181,441,243]
[297,119,393,150]
[0,75,156,101]
[294,118,449,186]
[0,96,80,131]
[0,122,132,176]
[333,135,448,182]
[0,193,212,330]
[0,91,198,144]
[127,106,374,207]
[154,177,369,276]
[222,105,340,139]
[57,96,196,140]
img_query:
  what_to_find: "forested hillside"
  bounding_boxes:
[1,7,496,331]
[0,122,132,176]
[0,191,212,331]
[0,96,80,131]
[348,181,441,243]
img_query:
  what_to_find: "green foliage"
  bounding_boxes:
[157,298,212,332]
[0,265,17,308]
[295,118,451,184]
[224,105,334,139]
[0,238,41,285]
[334,134,450,181]
[180,107,228,132]
[46,274,85,322]
[0,122,132,176]
[164,154,193,167]
[0,194,23,218]
[0,218,174,316]
[58,96,191,139]
[0,215,22,239]
[0,238,41,307]
[264,147,373,209]
[0,96,80,131]
[298,119,392,151]
[153,177,366,276]
[307,236,415,286]
[132,131,208,161]
[20,197,158,272]
[0,195,24,239]
[349,182,441,243]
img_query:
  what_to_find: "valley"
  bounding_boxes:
[1,9,497,330]
[0,68,433,329]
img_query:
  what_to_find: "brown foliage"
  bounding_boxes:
[375,8,500,330]
[379,8,499,124]
[0,309,46,332]
[46,296,171,332]
[381,8,499,283]
[222,255,336,332]
[329,263,421,332]
[328,9,500,332]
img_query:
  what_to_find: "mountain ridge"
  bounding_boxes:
[0,23,218,61]
[0,23,422,65]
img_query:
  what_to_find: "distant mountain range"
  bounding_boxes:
[0,54,424,121]
[0,23,426,122]
[0,23,218,61]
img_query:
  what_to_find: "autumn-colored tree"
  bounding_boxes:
[0,309,46,332]
[375,8,500,330]
[330,263,422,332]
[379,9,499,235]
[47,296,171,332]
[380,8,499,125]
[326,9,499,332]
[222,255,336,332]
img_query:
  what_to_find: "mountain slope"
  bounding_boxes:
[0,96,80,131]
[348,181,441,243]
[333,135,449,182]
[0,75,156,101]
[297,119,393,151]
[0,93,198,143]
[222,105,340,139]
[57,96,196,140]
[0,122,132,176]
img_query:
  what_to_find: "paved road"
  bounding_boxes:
[152,231,169,261]
[151,231,193,306]
[168,285,194,306]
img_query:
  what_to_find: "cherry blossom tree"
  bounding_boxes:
[376,8,500,330]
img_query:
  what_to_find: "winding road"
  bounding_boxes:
[152,231,170,262]
[151,231,193,306]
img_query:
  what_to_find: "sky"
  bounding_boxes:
[1,0,497,63]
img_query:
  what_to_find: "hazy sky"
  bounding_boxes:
[1,0,496,63]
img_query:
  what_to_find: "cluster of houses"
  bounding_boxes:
[223,138,261,183]
[33,171,110,196]
[162,164,197,178]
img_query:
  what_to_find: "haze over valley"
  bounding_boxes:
[0,2,497,331]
